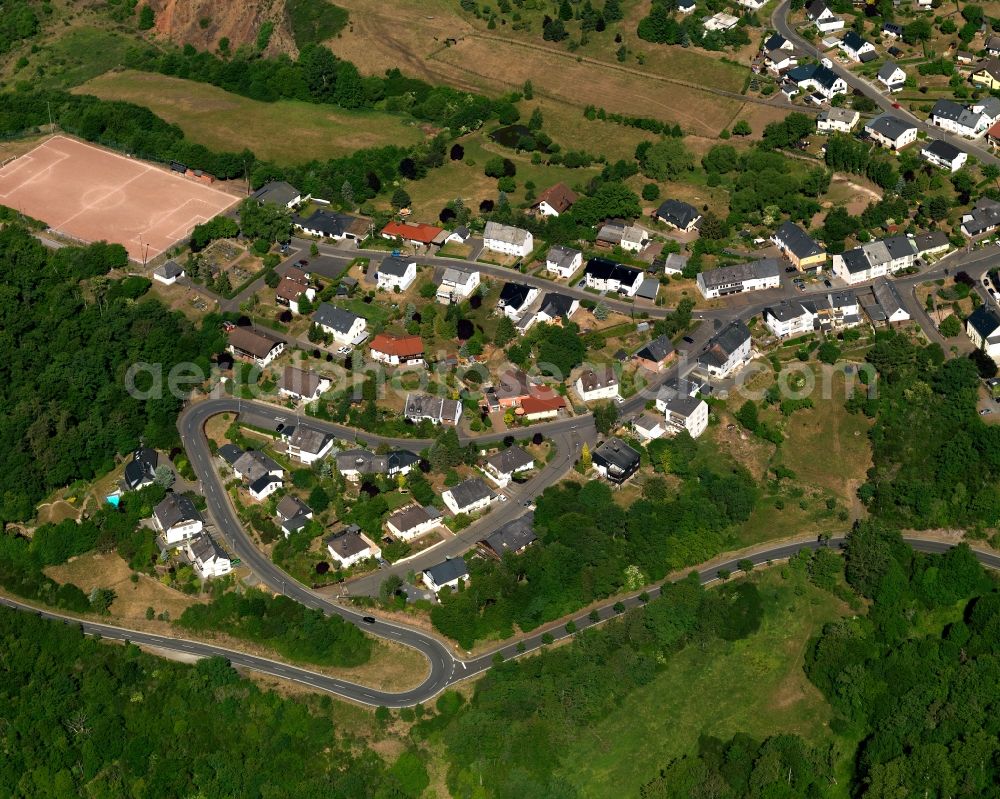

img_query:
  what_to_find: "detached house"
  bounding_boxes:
[483,446,534,487]
[633,412,666,442]
[961,197,1000,237]
[596,220,650,253]
[282,424,334,465]
[276,495,313,538]
[764,300,816,339]
[483,221,534,258]
[497,282,539,320]
[698,320,752,378]
[876,62,906,92]
[583,258,644,296]
[153,493,203,545]
[697,258,781,299]
[124,447,158,491]
[335,449,388,482]
[153,260,184,285]
[386,504,443,541]
[546,245,583,278]
[313,303,367,345]
[633,334,676,371]
[278,366,331,402]
[436,266,480,304]
[232,450,283,485]
[772,221,826,271]
[404,393,463,425]
[966,306,1000,361]
[663,396,710,439]
[252,180,303,209]
[533,183,577,217]
[534,292,579,325]
[816,107,859,134]
[275,267,315,315]
[369,333,424,366]
[227,327,285,368]
[858,277,911,327]
[921,140,967,173]
[864,114,917,150]
[575,366,620,402]
[839,31,877,62]
[423,558,469,594]
[325,526,381,569]
[971,58,1000,91]
[806,0,844,32]
[442,478,493,516]
[929,97,1000,138]
[186,533,232,579]
[592,438,641,484]
[478,516,537,560]
[788,63,847,98]
[376,257,417,292]
[295,209,366,241]
[519,394,567,420]
[381,220,446,248]
[654,199,701,232]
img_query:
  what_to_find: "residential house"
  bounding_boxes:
[387,450,420,477]
[583,258,645,296]
[807,290,861,330]
[788,63,847,98]
[654,199,701,232]
[633,334,676,371]
[368,333,425,366]
[232,450,283,484]
[806,0,844,31]
[483,221,534,258]
[295,209,366,241]
[877,61,906,92]
[592,438,641,484]
[281,424,334,465]
[278,366,331,402]
[153,260,184,285]
[664,253,688,275]
[534,293,579,325]
[972,58,1000,91]
[858,277,911,326]
[914,230,950,257]
[124,447,158,491]
[831,236,917,284]
[966,306,1000,360]
[763,46,798,75]
[152,493,203,545]
[772,221,826,271]
[436,266,480,304]
[545,245,583,278]
[483,446,535,486]
[312,303,367,345]
[227,327,285,368]
[864,114,917,150]
[498,282,539,320]
[738,0,765,9]
[423,558,469,593]
[532,183,578,217]
[655,378,705,411]
[381,220,446,248]
[703,12,739,31]
[764,300,817,338]
[961,197,1000,237]
[596,220,650,253]
[376,257,417,292]
[478,516,537,559]
[677,0,695,12]
[634,412,666,441]
[492,368,533,409]
[816,107,860,133]
[325,526,382,569]
[763,32,794,52]
[839,31,877,62]
[921,139,968,172]
[185,533,232,579]
[248,474,282,501]
[929,97,1000,138]
[335,449,388,482]
[404,393,463,425]
[386,504,442,541]
[696,258,781,299]
[988,35,1000,56]
[252,180,303,209]
[276,494,313,538]
[882,22,903,38]
[663,396,710,439]
[697,320,753,378]
[575,366,620,402]
[955,50,975,65]
[519,394,566,420]
[442,477,493,515]
[275,267,315,315]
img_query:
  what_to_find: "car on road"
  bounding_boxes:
[498,493,508,502]
[785,266,797,273]
[296,259,309,268]
[823,279,832,288]
[980,408,992,416]
[361,616,376,624]
[682,336,695,344]
[891,102,901,109]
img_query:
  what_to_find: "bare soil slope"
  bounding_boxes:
[151,0,297,56]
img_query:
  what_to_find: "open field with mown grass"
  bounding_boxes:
[74,70,427,164]
[557,567,853,799]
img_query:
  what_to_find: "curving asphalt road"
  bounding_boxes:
[5,536,998,706]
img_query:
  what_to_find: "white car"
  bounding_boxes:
[336,346,351,354]
[615,395,625,404]
[498,493,508,502]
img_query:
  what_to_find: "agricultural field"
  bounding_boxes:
[74,70,428,165]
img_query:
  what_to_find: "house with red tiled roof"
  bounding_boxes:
[532,183,578,217]
[519,395,567,420]
[369,333,425,366]
[988,119,1000,149]
[381,220,446,246]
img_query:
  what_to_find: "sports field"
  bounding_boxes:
[0,136,239,261]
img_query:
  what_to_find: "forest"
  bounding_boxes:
[430,437,758,647]
[0,225,225,523]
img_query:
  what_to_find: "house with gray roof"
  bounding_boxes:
[436,266,480,304]
[634,334,675,371]
[153,493,203,544]
[404,393,463,425]
[441,477,493,515]
[697,320,752,378]
[478,515,537,559]
[545,244,583,278]
[697,259,781,299]
[483,446,535,486]
[961,197,1000,238]
[966,306,1000,360]
[865,115,917,150]
[423,557,470,593]
[772,221,825,270]
[252,180,303,209]
[592,438,641,484]
[312,303,367,345]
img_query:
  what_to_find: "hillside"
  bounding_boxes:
[150,0,298,55]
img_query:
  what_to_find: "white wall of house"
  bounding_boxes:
[441,491,491,516]
[666,401,709,439]
[546,252,582,278]
[584,271,644,297]
[765,309,816,339]
[328,535,382,569]
[320,316,367,345]
[484,230,533,258]
[704,338,752,378]
[160,519,203,545]
[249,479,282,502]
[287,438,334,466]
[387,517,440,541]
[575,378,620,403]
[376,262,417,292]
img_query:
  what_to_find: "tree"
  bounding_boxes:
[639,138,694,181]
[391,187,411,209]
[484,157,515,178]
[239,198,291,243]
[939,314,962,338]
[732,119,752,136]
[153,465,175,489]
[528,107,544,131]
[494,315,516,346]
[580,442,592,470]
[523,80,534,99]
[641,182,660,201]
[138,4,155,30]
[593,402,618,435]
[817,340,841,364]
[341,180,355,207]
[738,558,754,573]
[543,17,568,41]
[450,143,464,161]
[572,182,642,225]
[379,574,404,603]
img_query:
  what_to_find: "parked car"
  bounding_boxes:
[785,266,797,273]
[980,408,992,415]
[823,279,833,288]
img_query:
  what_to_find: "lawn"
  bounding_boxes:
[74,70,427,165]
[557,568,852,799]
[23,27,134,89]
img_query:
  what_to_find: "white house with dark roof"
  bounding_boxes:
[633,412,665,442]
[697,320,752,378]
[153,260,184,285]
[534,293,579,325]
[832,236,917,285]
[806,0,844,31]
[816,108,859,134]
[404,393,463,425]
[124,447,158,491]
[483,446,535,486]
[442,477,494,515]
[877,62,906,92]
[325,526,381,568]
[436,266,480,304]
[592,438,641,484]
[764,300,816,339]
[961,197,1000,238]
[478,516,536,560]
[966,306,1000,360]
[654,199,701,232]
[575,366,620,402]
[483,221,534,258]
[545,245,582,278]
[312,303,367,345]
[697,259,781,299]
[839,31,876,62]
[232,450,283,484]
[865,115,917,150]
[583,258,644,296]
[186,533,232,579]
[282,424,334,465]
[295,209,365,241]
[423,558,469,594]
[788,63,846,98]
[278,366,330,402]
[248,474,282,502]
[227,327,285,368]
[921,140,968,173]
[252,181,303,209]
[663,395,709,439]
[386,504,442,541]
[498,282,539,320]
[376,257,417,292]
[152,494,204,545]
[929,97,1000,138]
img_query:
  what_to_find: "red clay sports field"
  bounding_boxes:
[0,136,239,261]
